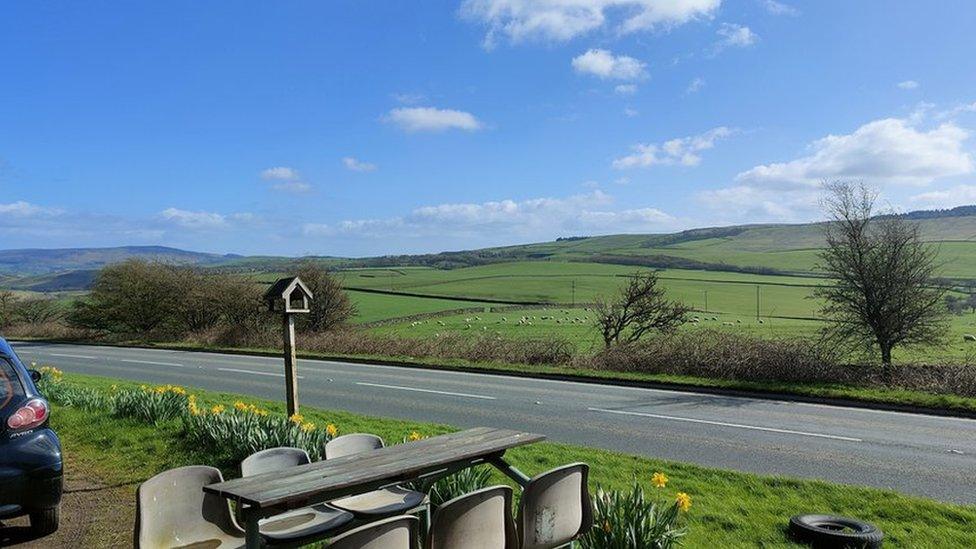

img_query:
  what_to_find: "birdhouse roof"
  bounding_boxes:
[263,276,313,303]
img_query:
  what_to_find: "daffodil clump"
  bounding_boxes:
[114,383,191,425]
[182,398,338,464]
[580,471,691,549]
[34,364,108,410]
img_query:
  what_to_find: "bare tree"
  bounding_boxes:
[295,261,356,332]
[595,271,690,347]
[814,181,948,369]
[12,297,63,325]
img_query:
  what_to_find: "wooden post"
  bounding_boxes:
[283,313,299,417]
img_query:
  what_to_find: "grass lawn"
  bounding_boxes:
[45,372,976,548]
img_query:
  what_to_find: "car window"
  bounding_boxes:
[0,358,25,412]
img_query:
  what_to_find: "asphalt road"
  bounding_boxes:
[11,341,976,504]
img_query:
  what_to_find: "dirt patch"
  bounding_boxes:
[0,455,137,548]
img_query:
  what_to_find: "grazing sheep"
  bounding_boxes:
[965,334,976,342]
[723,322,734,326]
[758,319,765,324]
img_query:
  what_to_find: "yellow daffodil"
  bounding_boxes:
[234,401,248,412]
[675,492,692,512]
[408,431,422,441]
[289,413,304,425]
[301,422,316,432]
[652,472,668,489]
[211,405,225,415]
[326,424,338,437]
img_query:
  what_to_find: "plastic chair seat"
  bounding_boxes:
[259,504,354,544]
[330,486,428,516]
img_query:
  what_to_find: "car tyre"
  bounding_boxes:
[29,505,60,536]
[789,514,883,548]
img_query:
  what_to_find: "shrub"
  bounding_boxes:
[580,474,690,549]
[582,330,846,384]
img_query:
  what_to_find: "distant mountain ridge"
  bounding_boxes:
[0,246,237,277]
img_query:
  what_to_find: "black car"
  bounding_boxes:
[0,338,62,535]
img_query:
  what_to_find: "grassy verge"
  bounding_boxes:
[28,336,976,416]
[53,372,976,548]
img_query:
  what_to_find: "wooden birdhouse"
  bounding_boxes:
[264,276,313,314]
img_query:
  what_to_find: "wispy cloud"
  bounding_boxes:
[342,157,377,172]
[303,191,675,240]
[714,23,758,52]
[385,107,483,132]
[260,167,299,181]
[613,127,735,169]
[615,84,638,95]
[761,0,799,16]
[259,166,312,193]
[460,0,720,48]
[897,80,919,90]
[686,77,705,94]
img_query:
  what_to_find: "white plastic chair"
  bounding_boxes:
[426,485,517,549]
[517,463,593,549]
[135,465,245,549]
[327,515,420,549]
[240,447,354,544]
[325,434,428,517]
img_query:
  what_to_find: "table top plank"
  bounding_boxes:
[205,427,545,509]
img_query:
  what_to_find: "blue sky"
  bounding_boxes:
[2,1,975,256]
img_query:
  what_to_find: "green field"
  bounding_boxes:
[347,260,976,361]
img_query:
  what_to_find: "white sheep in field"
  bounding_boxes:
[964,334,976,342]
[501,317,507,322]
[438,321,446,326]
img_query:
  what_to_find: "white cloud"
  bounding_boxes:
[623,107,640,118]
[761,0,798,16]
[613,126,734,169]
[391,92,427,105]
[700,116,976,221]
[736,118,973,187]
[910,185,976,209]
[160,208,228,229]
[271,181,313,193]
[260,167,299,181]
[386,107,483,132]
[686,77,705,93]
[259,166,312,193]
[572,49,647,80]
[715,23,758,50]
[303,191,675,239]
[460,0,721,47]
[615,84,638,95]
[0,201,61,217]
[343,157,377,172]
[897,80,919,90]
[936,101,976,120]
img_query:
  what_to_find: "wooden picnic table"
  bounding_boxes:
[204,427,546,548]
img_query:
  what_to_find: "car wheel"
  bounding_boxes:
[789,514,883,548]
[29,505,60,536]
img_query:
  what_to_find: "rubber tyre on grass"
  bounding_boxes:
[29,505,60,536]
[789,514,883,548]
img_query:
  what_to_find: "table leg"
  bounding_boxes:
[242,506,264,549]
[488,456,531,488]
